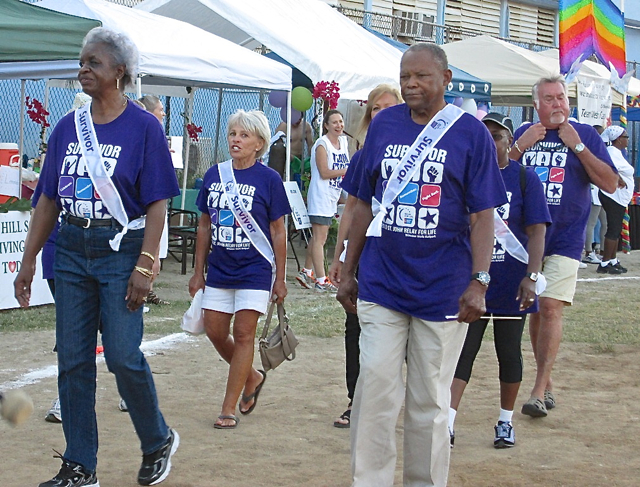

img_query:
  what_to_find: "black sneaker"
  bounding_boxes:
[39,457,99,487]
[597,264,622,275]
[138,429,179,486]
[613,262,628,273]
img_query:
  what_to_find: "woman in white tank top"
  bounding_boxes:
[296,110,349,292]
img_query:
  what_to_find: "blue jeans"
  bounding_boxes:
[54,221,169,472]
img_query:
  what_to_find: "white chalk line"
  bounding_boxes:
[1,333,193,391]
[578,276,640,282]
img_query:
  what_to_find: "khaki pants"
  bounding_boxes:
[351,301,468,487]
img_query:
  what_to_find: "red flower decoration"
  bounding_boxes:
[312,80,341,110]
[26,96,50,128]
[186,122,203,142]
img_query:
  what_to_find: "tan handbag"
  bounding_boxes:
[259,302,299,371]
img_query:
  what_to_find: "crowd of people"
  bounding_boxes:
[12,23,632,487]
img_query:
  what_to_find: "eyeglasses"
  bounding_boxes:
[619,135,629,139]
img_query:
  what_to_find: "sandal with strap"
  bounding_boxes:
[333,409,351,428]
[147,290,169,305]
[521,396,548,418]
[544,390,556,410]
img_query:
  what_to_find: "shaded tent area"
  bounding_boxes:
[442,35,571,106]
[0,0,101,79]
[0,0,101,63]
[362,26,491,102]
[137,0,403,100]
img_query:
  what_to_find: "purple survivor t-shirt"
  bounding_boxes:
[513,121,615,261]
[487,161,551,315]
[196,162,291,291]
[356,104,508,321]
[341,149,361,196]
[38,101,179,219]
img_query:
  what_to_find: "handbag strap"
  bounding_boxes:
[260,301,289,342]
[260,301,276,340]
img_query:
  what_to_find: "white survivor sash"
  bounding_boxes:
[75,102,145,251]
[366,104,464,237]
[493,210,547,295]
[218,160,276,286]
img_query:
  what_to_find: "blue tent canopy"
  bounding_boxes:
[363,26,491,102]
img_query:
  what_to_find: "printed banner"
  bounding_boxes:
[283,181,311,230]
[0,211,54,310]
[576,74,612,126]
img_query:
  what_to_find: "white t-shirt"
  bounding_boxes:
[306,135,350,217]
[603,146,634,207]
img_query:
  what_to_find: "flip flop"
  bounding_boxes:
[333,409,351,429]
[214,414,239,429]
[239,370,266,415]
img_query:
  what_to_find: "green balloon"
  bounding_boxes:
[291,86,313,112]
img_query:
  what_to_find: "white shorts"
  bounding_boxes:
[202,287,271,314]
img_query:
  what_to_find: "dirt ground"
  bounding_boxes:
[2,253,640,486]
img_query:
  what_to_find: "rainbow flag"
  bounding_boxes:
[559,0,626,77]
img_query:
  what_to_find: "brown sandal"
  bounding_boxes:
[147,290,169,305]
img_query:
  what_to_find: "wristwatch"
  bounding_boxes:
[527,272,539,282]
[574,143,585,154]
[471,271,491,287]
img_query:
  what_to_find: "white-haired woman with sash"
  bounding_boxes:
[189,109,290,429]
[15,27,180,487]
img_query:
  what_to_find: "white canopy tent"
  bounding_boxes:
[35,0,292,92]
[441,35,608,106]
[136,0,403,100]
[15,0,292,199]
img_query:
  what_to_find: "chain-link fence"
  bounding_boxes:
[0,78,318,188]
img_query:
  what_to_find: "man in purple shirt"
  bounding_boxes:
[510,76,617,418]
[337,43,507,486]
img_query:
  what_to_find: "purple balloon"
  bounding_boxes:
[280,106,303,124]
[268,90,287,108]
[453,97,464,107]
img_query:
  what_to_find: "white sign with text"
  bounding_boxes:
[0,212,54,310]
[283,181,311,230]
[576,75,612,126]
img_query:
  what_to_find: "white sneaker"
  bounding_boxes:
[315,280,338,293]
[119,398,128,412]
[578,262,587,269]
[295,270,314,289]
[45,397,62,423]
[583,251,602,264]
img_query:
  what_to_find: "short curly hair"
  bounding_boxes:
[82,27,139,88]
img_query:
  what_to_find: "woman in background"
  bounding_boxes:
[327,84,402,427]
[596,125,634,274]
[138,94,170,305]
[296,110,349,292]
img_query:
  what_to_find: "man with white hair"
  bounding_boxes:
[509,75,618,418]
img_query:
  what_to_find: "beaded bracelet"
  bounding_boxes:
[134,266,153,279]
[140,251,155,263]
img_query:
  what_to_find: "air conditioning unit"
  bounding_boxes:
[396,11,436,40]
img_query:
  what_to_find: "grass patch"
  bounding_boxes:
[0,305,56,332]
